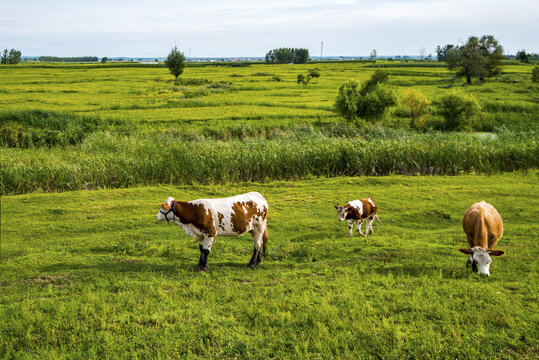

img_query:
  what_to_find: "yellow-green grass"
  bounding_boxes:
[1,173,538,359]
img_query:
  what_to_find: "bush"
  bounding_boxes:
[437,91,481,131]
[400,89,431,129]
[532,66,539,83]
[335,75,396,125]
[356,86,397,121]
[335,80,362,123]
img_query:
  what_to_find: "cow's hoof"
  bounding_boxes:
[247,263,256,269]
[198,266,208,272]
[360,233,366,237]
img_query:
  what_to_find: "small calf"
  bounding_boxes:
[459,201,505,276]
[335,198,380,237]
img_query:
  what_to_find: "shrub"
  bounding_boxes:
[335,75,396,125]
[335,80,362,123]
[400,89,431,129]
[532,66,539,83]
[437,91,481,131]
[356,86,397,121]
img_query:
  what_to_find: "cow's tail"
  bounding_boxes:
[374,214,381,222]
[262,227,269,255]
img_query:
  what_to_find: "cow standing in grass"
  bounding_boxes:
[335,198,380,237]
[459,201,505,276]
[157,192,269,271]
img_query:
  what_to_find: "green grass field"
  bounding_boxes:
[1,173,538,359]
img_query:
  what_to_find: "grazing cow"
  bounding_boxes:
[335,198,380,237]
[459,201,505,276]
[157,192,269,271]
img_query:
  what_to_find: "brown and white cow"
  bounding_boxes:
[459,201,505,276]
[157,192,269,271]
[335,198,380,237]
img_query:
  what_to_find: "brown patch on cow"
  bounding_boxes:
[462,201,503,250]
[360,198,378,219]
[345,204,362,220]
[217,212,225,231]
[231,201,267,234]
[174,202,216,237]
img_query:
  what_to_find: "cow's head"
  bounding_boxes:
[334,205,348,221]
[157,197,176,221]
[458,246,505,276]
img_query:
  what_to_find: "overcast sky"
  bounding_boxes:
[1,0,537,58]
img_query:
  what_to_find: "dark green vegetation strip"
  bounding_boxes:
[1,174,538,358]
[2,131,538,195]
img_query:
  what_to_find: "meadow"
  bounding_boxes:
[0,61,538,358]
[1,174,538,359]
[1,61,538,194]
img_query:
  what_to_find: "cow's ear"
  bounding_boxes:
[334,205,339,209]
[459,248,473,255]
[161,203,170,210]
[488,249,505,256]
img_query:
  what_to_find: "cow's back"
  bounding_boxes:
[462,201,503,249]
[193,192,268,236]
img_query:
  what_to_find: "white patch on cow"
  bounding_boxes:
[367,198,376,208]
[348,200,364,216]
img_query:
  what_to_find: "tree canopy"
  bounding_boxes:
[166,46,186,82]
[265,48,309,64]
[446,35,504,84]
[435,44,454,62]
[1,49,22,64]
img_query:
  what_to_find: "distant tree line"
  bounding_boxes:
[515,50,539,63]
[1,49,22,64]
[265,48,309,64]
[39,56,98,62]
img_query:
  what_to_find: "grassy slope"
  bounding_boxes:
[1,173,538,359]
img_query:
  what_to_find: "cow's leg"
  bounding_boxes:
[248,227,264,268]
[358,220,366,237]
[366,217,374,235]
[198,237,214,271]
[347,220,354,237]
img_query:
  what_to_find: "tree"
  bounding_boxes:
[101,57,109,64]
[370,49,377,61]
[166,46,186,82]
[265,48,309,64]
[1,48,22,64]
[516,50,530,63]
[419,47,426,61]
[435,44,454,62]
[297,69,321,86]
[400,89,431,129]
[446,35,504,84]
[335,71,396,125]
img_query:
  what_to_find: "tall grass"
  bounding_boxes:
[2,132,537,195]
